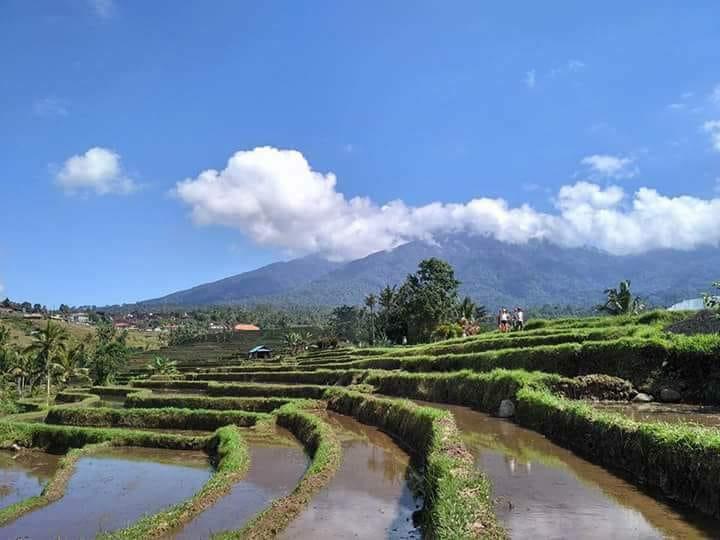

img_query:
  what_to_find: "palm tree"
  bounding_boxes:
[364,293,377,344]
[52,344,90,387]
[597,280,645,316]
[457,296,476,321]
[474,305,488,321]
[25,321,69,406]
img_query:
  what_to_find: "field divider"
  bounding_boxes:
[45,405,269,431]
[225,400,342,539]
[322,388,506,539]
[100,425,251,539]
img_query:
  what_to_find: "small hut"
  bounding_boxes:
[248,345,272,360]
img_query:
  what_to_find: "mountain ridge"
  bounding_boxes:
[138,234,720,309]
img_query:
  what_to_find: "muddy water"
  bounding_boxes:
[176,428,309,539]
[417,401,719,540]
[0,450,61,510]
[592,402,720,428]
[0,447,211,539]
[280,411,420,539]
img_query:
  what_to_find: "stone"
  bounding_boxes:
[659,388,681,403]
[498,399,515,418]
[632,393,654,403]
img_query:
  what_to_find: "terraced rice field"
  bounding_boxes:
[2,311,720,538]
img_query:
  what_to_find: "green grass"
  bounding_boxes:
[45,406,269,431]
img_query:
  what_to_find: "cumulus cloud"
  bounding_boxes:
[174,147,720,260]
[581,154,637,179]
[703,121,720,151]
[56,147,137,195]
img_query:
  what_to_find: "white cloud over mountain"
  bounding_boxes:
[56,147,136,195]
[175,146,720,261]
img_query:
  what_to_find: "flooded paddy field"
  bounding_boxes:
[0,450,61,510]
[176,428,308,539]
[281,411,420,539]
[591,401,720,428]
[0,447,211,539]
[418,401,720,539]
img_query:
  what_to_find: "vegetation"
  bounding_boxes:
[596,280,645,316]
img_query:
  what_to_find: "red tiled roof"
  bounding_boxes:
[234,323,260,332]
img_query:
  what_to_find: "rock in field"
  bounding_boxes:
[632,393,654,403]
[659,388,682,403]
[498,399,515,418]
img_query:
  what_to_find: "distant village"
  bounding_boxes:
[0,298,261,334]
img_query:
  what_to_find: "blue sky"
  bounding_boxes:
[1,0,720,307]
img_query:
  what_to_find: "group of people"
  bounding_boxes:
[497,307,524,332]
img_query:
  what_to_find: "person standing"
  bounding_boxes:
[515,307,524,331]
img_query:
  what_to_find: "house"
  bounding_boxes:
[667,298,714,311]
[234,323,260,332]
[68,312,90,325]
[248,345,272,360]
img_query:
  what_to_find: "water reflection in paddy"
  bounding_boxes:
[0,450,61,511]
[280,411,420,539]
[416,400,719,539]
[176,427,308,539]
[0,447,210,539]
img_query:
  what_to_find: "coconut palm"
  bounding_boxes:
[597,280,645,316]
[25,321,69,406]
[52,344,90,386]
[457,296,476,321]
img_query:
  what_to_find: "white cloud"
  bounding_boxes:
[703,120,720,151]
[524,70,536,89]
[89,0,115,18]
[581,154,637,179]
[56,147,137,195]
[33,97,68,117]
[174,146,720,260]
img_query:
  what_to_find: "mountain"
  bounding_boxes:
[140,255,343,306]
[138,234,720,309]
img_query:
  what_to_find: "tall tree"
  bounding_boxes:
[25,321,69,406]
[398,258,460,343]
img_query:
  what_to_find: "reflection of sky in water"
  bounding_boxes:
[281,426,420,539]
[0,451,61,511]
[479,452,663,539]
[177,445,309,539]
[419,401,718,540]
[0,450,210,539]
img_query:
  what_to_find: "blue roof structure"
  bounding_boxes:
[248,345,272,353]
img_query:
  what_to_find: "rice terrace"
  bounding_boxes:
[2,289,720,538]
[5,2,720,538]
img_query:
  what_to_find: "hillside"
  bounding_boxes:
[137,234,720,309]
